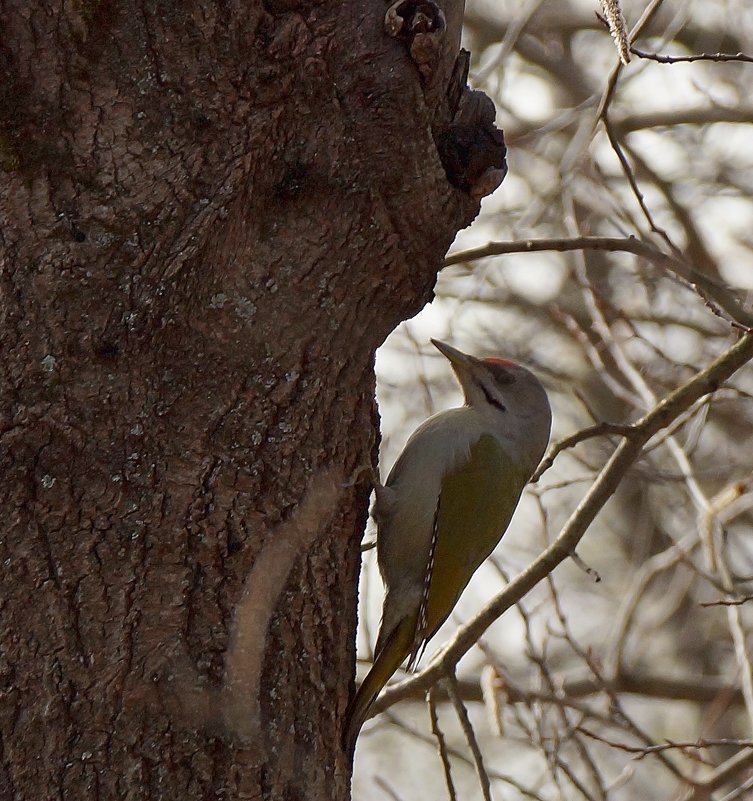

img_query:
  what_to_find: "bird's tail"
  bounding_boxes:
[344,615,415,758]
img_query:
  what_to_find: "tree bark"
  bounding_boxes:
[0,1,503,798]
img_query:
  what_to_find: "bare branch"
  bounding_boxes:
[701,596,753,608]
[371,668,746,713]
[532,421,634,482]
[615,106,753,134]
[428,688,457,801]
[681,748,753,801]
[601,119,678,252]
[631,47,753,64]
[577,728,753,759]
[445,236,753,330]
[445,672,493,801]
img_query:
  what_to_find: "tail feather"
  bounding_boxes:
[344,614,416,758]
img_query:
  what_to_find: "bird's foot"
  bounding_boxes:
[342,462,381,490]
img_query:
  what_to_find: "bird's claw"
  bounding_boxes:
[342,463,381,490]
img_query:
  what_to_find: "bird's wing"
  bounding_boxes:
[406,493,441,670]
[374,412,473,623]
[421,432,529,645]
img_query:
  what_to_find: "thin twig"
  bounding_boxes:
[370,667,746,712]
[570,551,601,583]
[546,573,687,784]
[701,596,753,608]
[382,710,549,801]
[445,672,494,801]
[577,728,753,759]
[445,236,753,330]
[594,0,667,122]
[602,118,678,252]
[532,421,634,482]
[428,688,458,801]
[681,748,753,801]
[719,773,753,801]
[631,47,753,64]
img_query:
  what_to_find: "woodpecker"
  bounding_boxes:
[346,339,551,752]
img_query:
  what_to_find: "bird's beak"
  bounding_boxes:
[431,339,487,395]
[431,339,478,370]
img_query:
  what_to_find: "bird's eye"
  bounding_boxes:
[486,363,516,385]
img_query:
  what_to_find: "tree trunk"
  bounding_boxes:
[0,1,503,798]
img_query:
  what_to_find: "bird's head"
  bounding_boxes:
[431,339,551,439]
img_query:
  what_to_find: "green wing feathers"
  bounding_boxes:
[423,433,528,644]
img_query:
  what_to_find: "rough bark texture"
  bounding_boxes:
[0,1,500,799]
